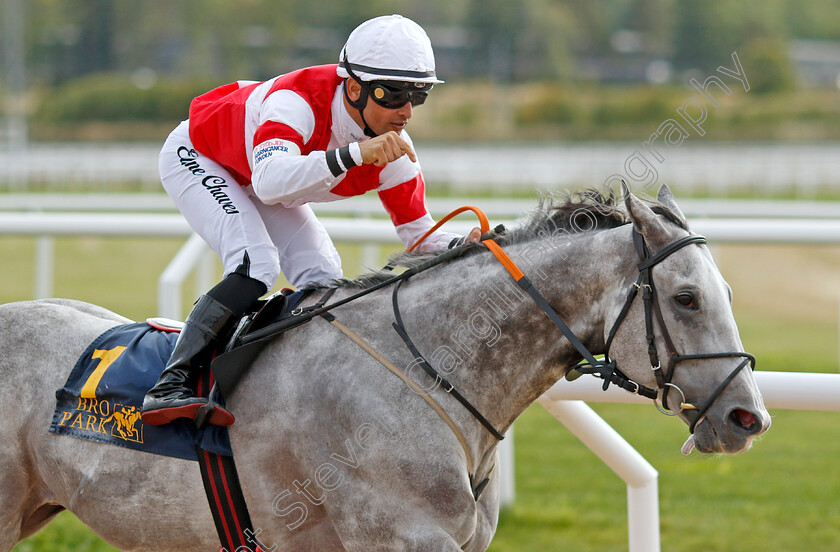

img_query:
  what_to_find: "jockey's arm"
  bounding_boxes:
[250,138,352,205]
[251,139,479,251]
[251,133,422,206]
[249,93,421,208]
[247,95,476,249]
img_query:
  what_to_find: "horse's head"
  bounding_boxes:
[606,185,770,454]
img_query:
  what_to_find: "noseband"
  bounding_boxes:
[582,230,756,433]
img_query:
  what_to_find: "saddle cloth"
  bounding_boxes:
[49,321,232,460]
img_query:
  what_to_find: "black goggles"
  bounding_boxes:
[367,81,433,109]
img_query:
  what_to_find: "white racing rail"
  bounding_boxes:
[540,371,840,552]
[8,193,840,218]
[6,212,840,315]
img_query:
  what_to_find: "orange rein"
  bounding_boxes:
[408,205,525,283]
[406,206,490,252]
[480,239,525,281]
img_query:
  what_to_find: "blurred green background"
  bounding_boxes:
[3,0,840,144]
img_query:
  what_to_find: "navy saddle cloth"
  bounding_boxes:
[49,321,232,461]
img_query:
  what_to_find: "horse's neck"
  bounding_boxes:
[432,225,636,436]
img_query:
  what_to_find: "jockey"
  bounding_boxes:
[141,14,480,426]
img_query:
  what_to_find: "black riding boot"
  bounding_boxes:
[141,294,237,426]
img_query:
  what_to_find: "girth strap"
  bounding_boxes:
[194,374,260,552]
[196,447,260,552]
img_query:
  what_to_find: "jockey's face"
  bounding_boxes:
[345,78,414,136]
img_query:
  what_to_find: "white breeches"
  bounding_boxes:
[159,121,342,290]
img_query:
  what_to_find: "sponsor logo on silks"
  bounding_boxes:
[55,346,145,444]
[176,145,239,214]
[201,175,240,215]
[178,146,206,175]
[253,138,291,166]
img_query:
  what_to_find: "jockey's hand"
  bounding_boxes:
[466,227,482,243]
[449,227,484,249]
[359,132,417,167]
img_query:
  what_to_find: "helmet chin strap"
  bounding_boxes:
[343,81,378,138]
[342,56,379,138]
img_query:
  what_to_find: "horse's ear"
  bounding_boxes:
[657,184,688,227]
[624,186,670,246]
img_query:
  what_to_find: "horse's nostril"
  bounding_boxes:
[729,408,759,433]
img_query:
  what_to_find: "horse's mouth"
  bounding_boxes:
[690,407,770,454]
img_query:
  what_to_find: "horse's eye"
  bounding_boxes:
[676,292,696,308]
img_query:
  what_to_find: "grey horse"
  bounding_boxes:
[0,186,769,551]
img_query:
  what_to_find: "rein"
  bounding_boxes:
[391,278,506,441]
[230,209,500,493]
[481,239,658,398]
[319,311,478,476]
[386,207,506,442]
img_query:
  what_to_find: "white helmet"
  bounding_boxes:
[337,14,443,84]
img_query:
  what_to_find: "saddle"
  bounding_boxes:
[210,287,314,398]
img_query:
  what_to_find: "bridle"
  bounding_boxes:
[571,229,756,433]
[390,225,756,442]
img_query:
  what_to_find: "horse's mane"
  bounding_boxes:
[335,188,686,289]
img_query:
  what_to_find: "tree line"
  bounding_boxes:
[11,0,840,89]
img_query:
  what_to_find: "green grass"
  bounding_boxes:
[489,405,840,552]
[3,237,839,551]
[12,514,119,552]
[0,236,405,319]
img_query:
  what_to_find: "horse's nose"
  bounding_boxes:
[727,407,768,436]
